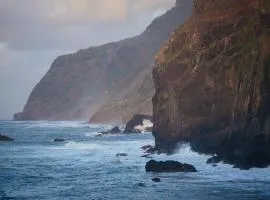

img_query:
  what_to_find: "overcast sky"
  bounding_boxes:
[0,0,175,120]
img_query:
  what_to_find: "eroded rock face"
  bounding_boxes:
[15,1,193,122]
[152,0,270,168]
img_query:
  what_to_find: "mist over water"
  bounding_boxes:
[1,121,270,200]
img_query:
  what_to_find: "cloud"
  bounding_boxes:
[0,0,175,119]
[0,0,174,51]
[47,0,129,22]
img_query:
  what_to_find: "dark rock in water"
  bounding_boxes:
[123,115,153,134]
[124,128,141,134]
[206,156,222,164]
[53,138,65,142]
[141,144,156,155]
[137,182,146,187]
[96,133,103,137]
[116,153,128,157]
[146,156,153,159]
[183,163,198,172]
[0,134,14,141]
[101,126,121,135]
[145,147,157,154]
[151,177,161,182]
[141,145,154,150]
[140,154,153,158]
[145,160,197,173]
[212,164,218,167]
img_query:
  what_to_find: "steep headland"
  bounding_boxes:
[14,0,193,122]
[153,0,270,168]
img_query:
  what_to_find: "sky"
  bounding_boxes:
[0,0,175,120]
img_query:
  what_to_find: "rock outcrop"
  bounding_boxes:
[0,134,14,141]
[101,126,122,135]
[53,138,65,142]
[145,160,197,172]
[15,0,193,122]
[151,177,161,182]
[152,0,270,168]
[123,114,153,133]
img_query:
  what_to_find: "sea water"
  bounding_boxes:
[0,121,270,200]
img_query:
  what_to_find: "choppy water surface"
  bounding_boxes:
[0,121,270,200]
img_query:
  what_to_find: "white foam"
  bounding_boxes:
[84,132,99,137]
[134,119,153,133]
[23,121,91,129]
[48,141,103,151]
[63,141,102,150]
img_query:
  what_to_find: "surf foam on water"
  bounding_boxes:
[134,119,153,133]
[61,141,103,150]
[1,120,270,200]
[23,121,90,129]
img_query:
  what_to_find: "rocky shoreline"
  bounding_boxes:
[98,115,153,136]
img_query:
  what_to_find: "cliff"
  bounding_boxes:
[15,0,193,122]
[89,0,193,123]
[153,0,270,168]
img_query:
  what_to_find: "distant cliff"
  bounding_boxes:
[15,0,193,122]
[153,0,270,168]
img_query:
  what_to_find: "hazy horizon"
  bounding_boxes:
[0,0,175,120]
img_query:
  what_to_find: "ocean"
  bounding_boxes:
[0,121,270,200]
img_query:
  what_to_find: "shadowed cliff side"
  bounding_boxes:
[153,0,270,168]
[15,0,193,122]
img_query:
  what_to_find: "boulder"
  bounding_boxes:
[96,133,103,137]
[53,138,65,142]
[123,115,153,134]
[140,145,157,159]
[101,126,121,135]
[141,145,154,150]
[206,155,222,164]
[145,160,197,173]
[183,163,197,172]
[0,134,14,141]
[116,153,128,157]
[151,177,161,182]
[137,182,146,187]
[145,147,157,154]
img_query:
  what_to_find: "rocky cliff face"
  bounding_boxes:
[89,1,193,123]
[15,0,193,121]
[153,0,270,167]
